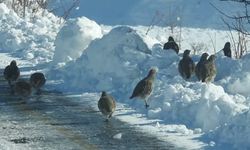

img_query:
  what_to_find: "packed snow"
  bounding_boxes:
[53,17,103,64]
[1,1,250,150]
[0,2,61,64]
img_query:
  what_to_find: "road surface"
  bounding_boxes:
[0,74,181,150]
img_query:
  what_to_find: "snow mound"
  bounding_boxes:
[0,3,60,64]
[49,26,152,95]
[49,25,248,134]
[217,54,250,97]
[207,110,250,150]
[149,78,247,132]
[53,17,103,64]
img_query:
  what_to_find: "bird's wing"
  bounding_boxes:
[131,79,147,98]
[3,66,10,77]
[188,59,195,72]
[98,96,115,113]
[178,60,185,77]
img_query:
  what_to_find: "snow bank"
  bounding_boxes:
[53,17,103,64]
[149,77,247,132]
[216,54,250,97]
[50,25,246,132]
[0,3,60,64]
[207,110,250,150]
[50,26,152,95]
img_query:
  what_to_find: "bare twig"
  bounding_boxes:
[62,0,79,20]
[208,32,217,54]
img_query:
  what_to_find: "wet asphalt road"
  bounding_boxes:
[0,75,180,150]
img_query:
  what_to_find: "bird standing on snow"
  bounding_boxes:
[200,55,217,83]
[130,68,157,108]
[178,49,195,80]
[222,42,232,58]
[195,52,209,81]
[14,80,32,99]
[30,72,46,95]
[4,60,20,92]
[163,36,179,54]
[98,91,116,121]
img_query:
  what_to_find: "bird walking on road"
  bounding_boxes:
[178,50,195,80]
[130,68,157,109]
[4,60,20,93]
[200,55,217,83]
[195,53,209,81]
[30,72,46,95]
[98,91,116,121]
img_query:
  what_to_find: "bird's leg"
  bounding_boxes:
[9,81,14,94]
[144,99,149,109]
[105,116,110,122]
[108,112,113,119]
[36,89,42,95]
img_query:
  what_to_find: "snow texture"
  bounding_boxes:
[53,17,103,64]
[2,1,250,149]
[0,3,61,64]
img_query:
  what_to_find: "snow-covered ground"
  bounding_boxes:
[1,1,250,149]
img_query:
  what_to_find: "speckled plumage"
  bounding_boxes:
[130,68,157,108]
[178,50,195,80]
[200,55,217,83]
[195,53,209,81]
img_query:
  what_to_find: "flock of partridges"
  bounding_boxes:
[2,36,232,121]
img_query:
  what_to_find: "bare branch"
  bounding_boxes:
[208,32,217,54]
[62,0,79,20]
[210,2,250,20]
[220,0,250,4]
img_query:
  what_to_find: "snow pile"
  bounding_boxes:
[216,54,250,97]
[48,25,250,149]
[148,74,247,132]
[203,53,250,99]
[227,73,250,97]
[50,26,152,95]
[0,3,61,64]
[208,110,250,150]
[53,17,103,64]
[49,25,246,131]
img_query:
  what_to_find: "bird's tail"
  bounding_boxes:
[129,95,134,99]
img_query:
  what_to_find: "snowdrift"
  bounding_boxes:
[50,26,152,95]
[208,110,250,150]
[49,24,250,149]
[0,3,60,64]
[50,26,245,124]
[53,17,103,64]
